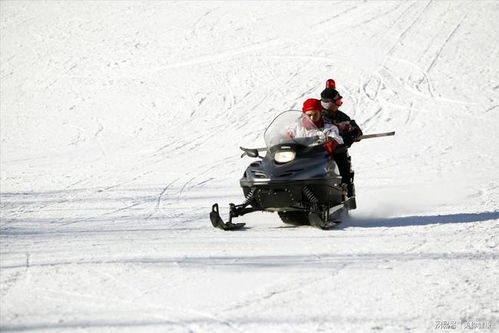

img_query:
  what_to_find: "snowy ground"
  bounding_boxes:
[1,1,498,332]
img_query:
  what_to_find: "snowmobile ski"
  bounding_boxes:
[308,212,340,230]
[210,204,246,231]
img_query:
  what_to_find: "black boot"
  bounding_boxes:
[347,182,355,197]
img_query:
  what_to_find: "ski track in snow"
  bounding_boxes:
[1,1,499,332]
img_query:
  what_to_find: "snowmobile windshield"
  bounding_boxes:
[264,111,326,148]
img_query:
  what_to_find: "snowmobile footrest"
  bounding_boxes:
[210,204,246,231]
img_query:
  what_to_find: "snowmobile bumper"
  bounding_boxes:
[240,178,343,212]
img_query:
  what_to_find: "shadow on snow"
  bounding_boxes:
[343,211,499,229]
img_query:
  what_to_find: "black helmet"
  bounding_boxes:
[320,88,342,101]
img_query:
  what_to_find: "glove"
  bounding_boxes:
[352,127,362,142]
[350,120,363,141]
[334,121,351,134]
[323,138,339,154]
[343,133,355,146]
[343,126,363,146]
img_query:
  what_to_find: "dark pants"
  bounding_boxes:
[333,150,352,185]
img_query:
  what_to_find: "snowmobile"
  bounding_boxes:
[210,110,394,230]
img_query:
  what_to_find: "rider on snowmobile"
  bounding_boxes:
[301,98,355,196]
[301,98,343,154]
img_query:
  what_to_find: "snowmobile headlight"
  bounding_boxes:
[274,150,296,163]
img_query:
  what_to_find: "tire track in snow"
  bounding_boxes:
[382,56,478,106]
[61,201,144,226]
[385,0,433,56]
[0,271,23,298]
[85,267,243,332]
[177,176,196,201]
[79,268,195,332]
[361,74,382,101]
[426,11,469,73]
[221,263,348,315]
[311,4,359,28]
[384,55,435,98]
[146,39,282,72]
[145,178,180,220]
[355,1,405,27]
[0,253,30,299]
[361,106,383,128]
[405,101,414,126]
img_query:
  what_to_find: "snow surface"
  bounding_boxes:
[1,1,498,332]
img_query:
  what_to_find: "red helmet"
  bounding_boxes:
[325,79,336,89]
[302,98,322,112]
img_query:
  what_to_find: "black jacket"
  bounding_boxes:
[323,109,362,147]
[323,109,352,123]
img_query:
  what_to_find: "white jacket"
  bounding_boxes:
[287,121,344,145]
[322,122,344,144]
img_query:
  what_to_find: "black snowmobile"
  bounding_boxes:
[210,111,394,230]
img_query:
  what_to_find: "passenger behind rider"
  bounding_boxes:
[320,79,363,147]
[321,79,362,196]
[302,89,361,196]
[319,80,363,197]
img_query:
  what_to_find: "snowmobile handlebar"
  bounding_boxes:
[240,147,266,158]
[239,132,395,157]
